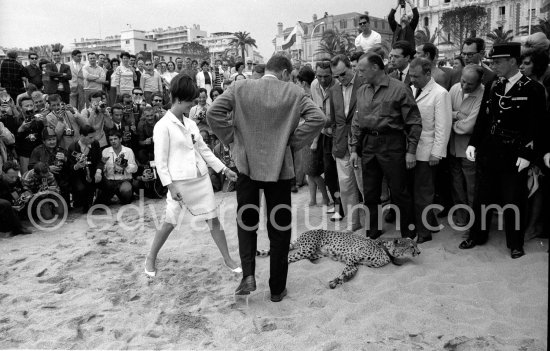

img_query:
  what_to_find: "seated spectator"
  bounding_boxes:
[45,93,89,149]
[80,91,113,148]
[67,125,103,212]
[29,126,70,204]
[16,83,38,107]
[189,88,211,142]
[0,161,32,235]
[96,130,138,205]
[136,106,156,165]
[22,161,65,221]
[16,97,44,173]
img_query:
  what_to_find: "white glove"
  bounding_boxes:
[516,157,530,172]
[544,153,550,169]
[465,146,476,162]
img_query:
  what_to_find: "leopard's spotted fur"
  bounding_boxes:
[288,229,420,288]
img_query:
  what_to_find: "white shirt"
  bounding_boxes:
[342,75,356,116]
[354,30,382,53]
[101,145,138,180]
[505,71,522,94]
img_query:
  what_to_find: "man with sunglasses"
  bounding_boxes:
[140,60,162,104]
[328,54,365,231]
[461,37,496,86]
[24,53,43,90]
[354,14,382,54]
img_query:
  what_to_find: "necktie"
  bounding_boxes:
[415,88,422,99]
[399,71,403,81]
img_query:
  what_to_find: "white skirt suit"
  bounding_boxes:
[153,110,225,223]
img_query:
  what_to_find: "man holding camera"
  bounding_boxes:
[16,97,44,174]
[83,52,107,106]
[81,91,113,148]
[45,94,89,150]
[0,161,32,236]
[29,127,70,205]
[105,103,137,150]
[388,0,419,48]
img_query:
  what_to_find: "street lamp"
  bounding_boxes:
[311,21,325,67]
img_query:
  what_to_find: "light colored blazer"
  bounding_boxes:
[153,110,224,186]
[196,71,213,89]
[411,78,452,161]
[207,75,326,182]
[449,82,484,158]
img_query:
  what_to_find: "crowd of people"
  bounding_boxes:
[1,3,550,301]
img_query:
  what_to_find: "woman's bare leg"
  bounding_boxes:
[146,222,175,272]
[207,217,240,269]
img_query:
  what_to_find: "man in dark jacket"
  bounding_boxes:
[388,0,419,48]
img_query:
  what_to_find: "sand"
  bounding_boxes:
[0,188,547,350]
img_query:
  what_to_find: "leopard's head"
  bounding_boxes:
[381,238,420,258]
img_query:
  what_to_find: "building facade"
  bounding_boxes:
[273,12,393,63]
[417,0,549,57]
[146,25,206,52]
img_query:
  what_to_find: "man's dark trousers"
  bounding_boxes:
[236,174,291,295]
[360,132,414,237]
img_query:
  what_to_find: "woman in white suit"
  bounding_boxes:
[196,61,214,104]
[144,73,240,277]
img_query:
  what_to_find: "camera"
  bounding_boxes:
[115,153,128,168]
[64,128,74,136]
[99,102,106,109]
[72,151,91,165]
[399,0,405,8]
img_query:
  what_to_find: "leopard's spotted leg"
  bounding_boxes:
[288,243,317,263]
[328,258,360,289]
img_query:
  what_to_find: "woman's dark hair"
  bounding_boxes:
[234,74,247,81]
[453,56,465,68]
[198,88,208,96]
[167,61,175,70]
[170,74,199,102]
[235,62,244,72]
[201,61,209,68]
[80,125,96,136]
[210,87,224,100]
[520,49,550,79]
[120,52,131,59]
[108,129,123,139]
[110,58,120,66]
[296,66,315,86]
[33,162,49,175]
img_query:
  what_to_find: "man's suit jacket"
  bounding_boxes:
[389,68,412,88]
[411,78,452,161]
[43,62,72,94]
[328,74,363,158]
[207,76,326,182]
[196,71,214,88]
[481,64,497,86]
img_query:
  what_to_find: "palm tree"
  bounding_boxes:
[520,17,550,37]
[486,28,514,44]
[415,27,440,45]
[316,29,355,57]
[229,31,257,62]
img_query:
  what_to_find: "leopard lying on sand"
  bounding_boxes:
[287,229,420,288]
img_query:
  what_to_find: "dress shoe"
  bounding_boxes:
[270,288,287,302]
[459,239,476,249]
[235,275,256,295]
[416,235,432,244]
[330,213,343,222]
[511,248,525,259]
[291,185,298,193]
[385,209,396,223]
[225,263,243,273]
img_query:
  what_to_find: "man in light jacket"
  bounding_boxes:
[207,55,325,302]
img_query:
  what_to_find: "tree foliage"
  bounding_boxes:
[229,31,257,62]
[28,43,64,60]
[486,28,514,44]
[181,42,209,61]
[316,29,355,58]
[520,17,550,38]
[439,5,487,49]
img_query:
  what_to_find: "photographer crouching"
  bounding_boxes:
[0,161,32,236]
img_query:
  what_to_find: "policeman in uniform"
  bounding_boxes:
[459,43,546,258]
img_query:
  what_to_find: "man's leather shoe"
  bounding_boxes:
[511,248,525,259]
[459,239,476,249]
[235,275,256,295]
[416,235,432,244]
[270,288,287,302]
[291,185,298,193]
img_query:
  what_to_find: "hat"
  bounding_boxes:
[488,42,521,59]
[42,126,56,140]
[524,32,550,52]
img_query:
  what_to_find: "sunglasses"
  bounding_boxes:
[461,52,477,57]
[30,57,38,60]
[153,99,163,102]
[333,71,347,78]
[359,21,367,25]
[145,63,152,66]
[133,93,144,96]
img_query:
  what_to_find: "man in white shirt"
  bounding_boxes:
[409,57,452,243]
[354,14,382,53]
[69,50,85,112]
[83,52,107,106]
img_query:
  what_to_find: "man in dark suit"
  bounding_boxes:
[461,37,497,86]
[43,49,72,104]
[460,43,547,259]
[388,0,419,48]
[207,55,325,302]
[389,41,414,88]
[328,54,365,231]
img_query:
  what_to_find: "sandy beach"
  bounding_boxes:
[0,188,547,350]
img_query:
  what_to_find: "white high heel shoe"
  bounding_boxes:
[225,263,242,274]
[144,257,156,277]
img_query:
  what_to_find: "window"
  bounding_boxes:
[444,0,450,3]
[303,26,308,35]
[424,17,429,27]
[340,20,347,29]
[499,6,505,15]
[125,40,130,44]
[381,21,385,29]
[144,44,147,50]
[353,18,358,27]
[373,20,378,28]
[314,25,321,33]
[529,8,536,19]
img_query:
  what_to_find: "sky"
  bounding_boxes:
[0,0,396,58]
